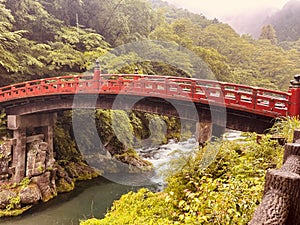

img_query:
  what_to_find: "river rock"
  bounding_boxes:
[0,190,17,209]
[55,164,74,193]
[20,184,41,205]
[31,171,57,202]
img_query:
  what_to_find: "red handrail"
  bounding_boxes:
[0,74,292,117]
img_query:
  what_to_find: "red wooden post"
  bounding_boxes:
[93,60,101,90]
[288,74,300,116]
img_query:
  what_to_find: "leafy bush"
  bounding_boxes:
[80,131,284,225]
[0,111,8,138]
[268,116,300,142]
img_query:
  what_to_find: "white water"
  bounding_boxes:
[137,137,199,187]
[137,130,242,187]
[223,130,245,141]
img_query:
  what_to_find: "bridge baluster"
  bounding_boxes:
[252,88,258,109]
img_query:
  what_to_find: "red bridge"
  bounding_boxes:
[1,65,300,128]
[1,64,300,184]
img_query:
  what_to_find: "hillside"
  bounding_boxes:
[0,0,299,91]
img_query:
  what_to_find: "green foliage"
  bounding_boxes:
[19,177,31,189]
[0,110,7,137]
[259,24,277,45]
[80,188,175,225]
[0,2,24,73]
[268,116,300,142]
[6,196,20,211]
[54,111,82,161]
[5,0,62,42]
[81,129,284,225]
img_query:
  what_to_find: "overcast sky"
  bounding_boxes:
[164,0,291,19]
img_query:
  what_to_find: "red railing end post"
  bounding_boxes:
[288,74,300,116]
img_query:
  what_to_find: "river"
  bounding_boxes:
[0,177,139,225]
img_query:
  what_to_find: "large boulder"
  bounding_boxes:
[20,184,41,205]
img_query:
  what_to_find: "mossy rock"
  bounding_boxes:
[56,177,75,193]
[0,206,32,218]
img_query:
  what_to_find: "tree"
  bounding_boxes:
[5,0,62,42]
[0,2,24,73]
[38,0,84,27]
[265,0,300,42]
[259,24,277,45]
[81,0,158,46]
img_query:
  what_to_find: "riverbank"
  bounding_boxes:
[0,159,99,218]
[0,177,138,225]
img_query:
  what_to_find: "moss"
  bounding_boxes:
[37,165,44,173]
[19,177,31,190]
[56,177,75,193]
[0,206,32,218]
[115,148,153,172]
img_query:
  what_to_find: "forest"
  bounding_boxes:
[0,0,300,91]
[1,0,300,224]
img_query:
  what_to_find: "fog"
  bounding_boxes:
[164,0,299,37]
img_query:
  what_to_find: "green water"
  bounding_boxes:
[0,177,138,225]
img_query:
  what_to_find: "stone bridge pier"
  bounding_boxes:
[6,113,57,183]
[195,121,226,146]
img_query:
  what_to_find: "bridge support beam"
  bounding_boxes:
[196,121,212,146]
[7,113,57,183]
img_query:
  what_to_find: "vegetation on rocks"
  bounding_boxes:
[53,109,187,190]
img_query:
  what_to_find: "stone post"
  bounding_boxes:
[42,113,57,154]
[12,128,27,183]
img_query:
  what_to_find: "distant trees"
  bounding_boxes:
[259,24,277,45]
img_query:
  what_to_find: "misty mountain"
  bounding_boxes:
[221,7,278,38]
[265,0,300,41]
[223,0,300,42]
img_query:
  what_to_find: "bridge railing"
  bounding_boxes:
[220,83,291,116]
[0,73,293,118]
